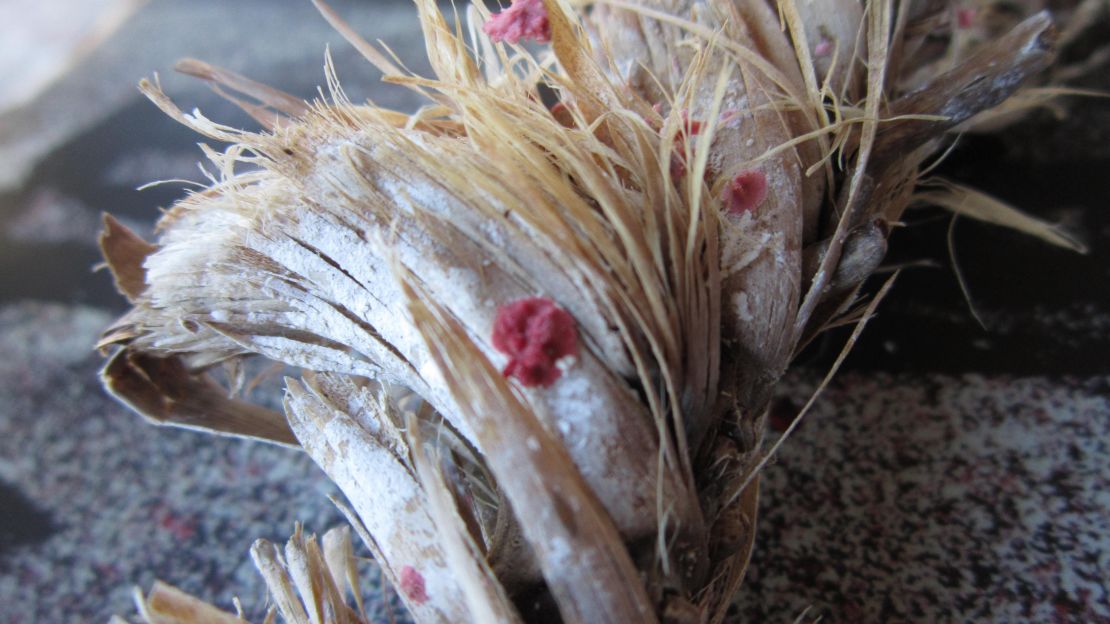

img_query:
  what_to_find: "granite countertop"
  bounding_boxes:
[1,1,1107,622]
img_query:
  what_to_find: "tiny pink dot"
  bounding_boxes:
[957,8,977,29]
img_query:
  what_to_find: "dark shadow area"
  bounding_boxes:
[803,141,1110,376]
[0,480,57,558]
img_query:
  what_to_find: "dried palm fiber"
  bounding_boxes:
[97,0,1096,621]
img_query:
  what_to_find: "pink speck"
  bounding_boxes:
[669,152,687,180]
[399,565,428,604]
[492,297,578,388]
[483,0,550,44]
[814,38,833,58]
[768,400,795,433]
[644,102,664,131]
[94,562,120,582]
[549,101,569,125]
[679,109,703,136]
[722,170,768,216]
[157,508,196,541]
[719,108,741,127]
[957,7,977,29]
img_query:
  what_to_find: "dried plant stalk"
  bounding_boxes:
[99,0,1096,622]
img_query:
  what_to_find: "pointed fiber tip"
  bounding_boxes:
[99,213,155,301]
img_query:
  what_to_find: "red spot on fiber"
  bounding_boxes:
[957,8,977,29]
[669,152,688,180]
[399,566,428,604]
[719,108,741,127]
[723,170,768,216]
[492,297,578,388]
[643,102,664,131]
[666,110,705,181]
[483,0,550,44]
[680,110,703,136]
[550,100,574,127]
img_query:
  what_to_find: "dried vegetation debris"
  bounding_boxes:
[96,0,1101,622]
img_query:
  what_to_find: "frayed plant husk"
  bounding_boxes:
[99,0,1097,622]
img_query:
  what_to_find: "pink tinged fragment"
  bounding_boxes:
[492,297,578,388]
[723,170,768,217]
[399,565,428,604]
[669,152,687,180]
[679,109,703,136]
[157,507,196,541]
[666,110,705,180]
[643,102,664,131]
[957,8,977,29]
[719,108,741,127]
[483,0,550,44]
[814,38,833,58]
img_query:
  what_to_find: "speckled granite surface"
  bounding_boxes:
[740,372,1110,622]
[2,1,1109,622]
[0,302,407,624]
[2,302,1108,622]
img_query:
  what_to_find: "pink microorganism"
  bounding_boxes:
[483,0,550,44]
[399,565,428,604]
[492,297,578,388]
[722,169,768,216]
[814,38,833,58]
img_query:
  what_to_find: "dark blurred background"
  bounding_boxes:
[0,1,1107,622]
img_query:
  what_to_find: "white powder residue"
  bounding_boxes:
[315,413,467,621]
[735,291,754,323]
[555,354,578,374]
[418,359,445,389]
[543,535,574,573]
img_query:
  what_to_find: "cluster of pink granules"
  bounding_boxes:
[492,297,578,388]
[483,0,551,44]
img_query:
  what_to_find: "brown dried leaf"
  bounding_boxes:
[100,348,297,446]
[98,213,155,302]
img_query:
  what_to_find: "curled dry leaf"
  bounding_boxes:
[100,0,1098,622]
